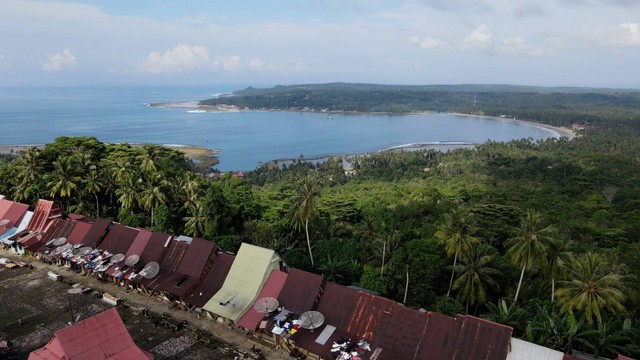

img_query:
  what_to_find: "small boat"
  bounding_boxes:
[187,109,207,113]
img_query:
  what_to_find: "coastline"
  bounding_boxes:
[0,144,220,171]
[450,112,577,139]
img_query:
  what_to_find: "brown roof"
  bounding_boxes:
[185,252,235,308]
[347,292,394,341]
[80,218,111,248]
[373,305,430,360]
[449,315,512,360]
[138,231,170,264]
[277,268,324,314]
[98,224,139,254]
[156,238,219,297]
[28,218,76,253]
[414,312,457,360]
[125,229,152,256]
[142,239,190,291]
[67,221,93,245]
[294,282,360,356]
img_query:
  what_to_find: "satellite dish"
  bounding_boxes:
[110,253,125,264]
[52,237,67,246]
[0,219,10,227]
[300,311,325,330]
[124,254,140,267]
[254,297,279,313]
[77,247,93,256]
[140,261,160,279]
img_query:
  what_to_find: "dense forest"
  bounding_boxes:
[2,85,640,357]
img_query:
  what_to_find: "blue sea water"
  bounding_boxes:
[0,86,561,171]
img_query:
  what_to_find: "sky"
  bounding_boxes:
[1,0,639,88]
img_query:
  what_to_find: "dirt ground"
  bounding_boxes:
[0,249,290,360]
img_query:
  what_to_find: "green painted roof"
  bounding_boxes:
[203,243,281,321]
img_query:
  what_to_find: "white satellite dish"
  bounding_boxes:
[0,219,10,227]
[77,247,93,256]
[140,261,160,279]
[124,254,140,267]
[110,253,125,264]
[52,237,67,246]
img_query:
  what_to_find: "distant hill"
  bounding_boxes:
[199,83,640,127]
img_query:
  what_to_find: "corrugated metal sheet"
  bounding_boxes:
[186,252,234,308]
[80,218,111,248]
[373,304,430,360]
[0,202,29,236]
[125,229,152,256]
[0,211,32,243]
[155,238,218,297]
[0,199,14,219]
[98,223,126,252]
[27,200,61,233]
[98,224,139,254]
[278,268,324,314]
[347,292,394,341]
[176,238,217,278]
[138,231,170,264]
[507,338,564,360]
[414,312,457,360]
[204,243,281,322]
[451,315,512,360]
[142,239,190,291]
[67,221,92,245]
[27,308,151,360]
[236,270,288,330]
[294,282,360,356]
[29,218,76,253]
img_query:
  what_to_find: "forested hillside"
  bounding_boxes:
[2,86,640,357]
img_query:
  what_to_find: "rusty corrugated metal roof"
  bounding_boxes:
[29,218,76,253]
[278,268,324,313]
[414,312,457,360]
[0,202,29,236]
[138,231,170,264]
[450,315,512,360]
[125,229,152,256]
[373,304,430,360]
[143,239,190,291]
[347,292,394,341]
[185,252,235,308]
[80,218,111,248]
[176,238,218,278]
[98,224,139,254]
[293,282,361,356]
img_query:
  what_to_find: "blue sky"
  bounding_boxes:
[1,0,639,88]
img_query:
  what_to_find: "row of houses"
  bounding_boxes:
[0,196,619,360]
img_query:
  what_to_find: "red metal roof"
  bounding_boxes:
[140,238,190,290]
[138,231,170,264]
[79,218,111,248]
[27,200,62,233]
[28,308,152,360]
[28,218,76,253]
[0,199,13,219]
[450,315,512,360]
[0,202,29,236]
[125,229,152,256]
[67,221,92,245]
[185,252,235,308]
[277,268,324,313]
[236,270,288,330]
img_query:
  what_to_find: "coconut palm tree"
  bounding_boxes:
[138,172,168,228]
[115,178,138,213]
[12,147,43,202]
[47,156,81,211]
[291,177,317,267]
[505,210,554,307]
[137,145,157,175]
[183,202,207,237]
[84,165,103,217]
[435,207,479,297]
[547,237,573,302]
[556,252,626,326]
[452,244,502,314]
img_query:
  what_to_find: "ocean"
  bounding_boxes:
[0,86,561,171]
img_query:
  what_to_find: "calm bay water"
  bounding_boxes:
[0,86,560,171]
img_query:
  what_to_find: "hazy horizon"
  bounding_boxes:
[1,0,639,88]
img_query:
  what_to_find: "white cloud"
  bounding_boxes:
[42,48,77,71]
[141,44,209,73]
[464,24,493,49]
[409,36,449,50]
[213,55,242,72]
[497,37,551,56]
[249,58,267,71]
[588,22,640,48]
[0,54,9,69]
[292,61,310,73]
